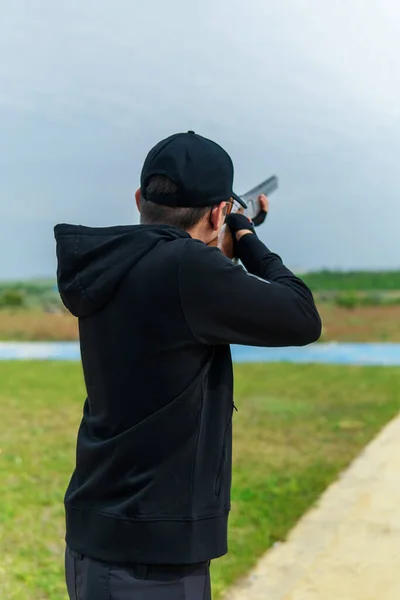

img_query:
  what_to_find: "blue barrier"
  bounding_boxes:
[1,342,400,366]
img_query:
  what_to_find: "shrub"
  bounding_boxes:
[335,292,359,310]
[0,288,26,309]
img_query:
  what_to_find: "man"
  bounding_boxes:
[55,131,321,600]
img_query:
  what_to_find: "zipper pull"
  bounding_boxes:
[233,402,238,412]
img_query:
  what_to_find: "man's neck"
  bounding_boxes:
[187,224,216,246]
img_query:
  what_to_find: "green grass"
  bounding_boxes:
[299,270,400,291]
[0,362,399,599]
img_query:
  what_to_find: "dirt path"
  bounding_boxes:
[225,414,400,600]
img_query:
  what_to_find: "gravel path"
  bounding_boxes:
[224,413,400,600]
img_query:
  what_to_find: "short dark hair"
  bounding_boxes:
[140,175,212,230]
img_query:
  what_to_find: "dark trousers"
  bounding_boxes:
[65,546,212,599]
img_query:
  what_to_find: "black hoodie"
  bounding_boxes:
[54,223,321,565]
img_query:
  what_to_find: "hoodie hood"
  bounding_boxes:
[54,224,190,317]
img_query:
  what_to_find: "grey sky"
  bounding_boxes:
[1,0,399,279]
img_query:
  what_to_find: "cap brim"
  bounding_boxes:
[231,192,247,209]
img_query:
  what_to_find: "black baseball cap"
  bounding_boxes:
[140,131,247,209]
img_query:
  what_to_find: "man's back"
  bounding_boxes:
[56,223,236,564]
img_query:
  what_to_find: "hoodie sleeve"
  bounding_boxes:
[179,236,322,347]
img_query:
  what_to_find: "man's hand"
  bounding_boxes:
[225,213,255,239]
[223,213,256,259]
[252,194,269,227]
[217,205,249,259]
[218,222,252,259]
[259,194,269,211]
[236,229,253,241]
[208,224,236,259]
[218,217,253,260]
[218,195,269,258]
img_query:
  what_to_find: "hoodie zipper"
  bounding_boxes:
[215,402,236,496]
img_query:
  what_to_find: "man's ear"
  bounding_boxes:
[135,189,141,212]
[210,203,226,231]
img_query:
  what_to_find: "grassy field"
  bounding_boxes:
[2,302,400,342]
[300,270,400,291]
[1,361,399,599]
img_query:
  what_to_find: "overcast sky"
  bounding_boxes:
[1,0,400,279]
